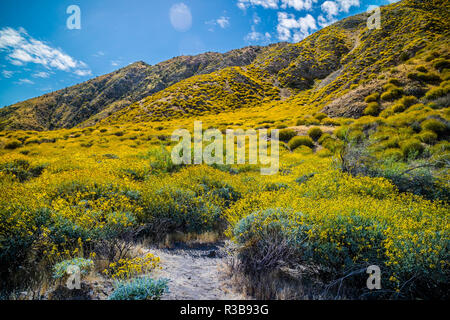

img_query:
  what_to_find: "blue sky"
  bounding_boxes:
[0,0,398,107]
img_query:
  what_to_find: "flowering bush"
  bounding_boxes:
[103,253,161,280]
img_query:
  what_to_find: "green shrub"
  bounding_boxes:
[364,102,380,116]
[425,87,449,100]
[400,139,424,159]
[417,131,438,144]
[381,148,403,161]
[335,126,350,140]
[399,96,418,108]
[232,208,307,272]
[53,258,94,279]
[109,277,169,300]
[392,103,406,113]
[381,87,404,101]
[308,127,323,141]
[288,136,314,150]
[304,117,321,125]
[314,113,328,121]
[322,138,342,153]
[433,58,450,72]
[0,160,47,182]
[348,130,365,143]
[4,140,22,150]
[364,92,380,103]
[318,133,332,145]
[421,119,447,135]
[416,65,428,73]
[407,72,441,84]
[278,129,297,142]
[388,78,402,86]
[321,118,340,126]
[149,146,181,173]
[430,141,450,156]
[142,187,221,235]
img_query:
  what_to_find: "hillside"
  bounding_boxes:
[0,46,271,131]
[1,0,448,131]
[103,0,449,125]
[0,0,449,301]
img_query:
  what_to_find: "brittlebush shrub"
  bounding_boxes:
[381,87,404,101]
[308,127,323,141]
[421,119,447,135]
[314,113,328,121]
[400,139,424,159]
[392,103,406,113]
[278,129,297,142]
[365,92,380,103]
[364,102,380,116]
[418,131,438,144]
[288,136,314,150]
[142,187,221,236]
[4,140,22,150]
[432,58,450,72]
[425,87,449,100]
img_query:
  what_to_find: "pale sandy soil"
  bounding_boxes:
[147,242,247,300]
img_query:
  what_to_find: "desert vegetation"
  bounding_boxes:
[0,0,449,300]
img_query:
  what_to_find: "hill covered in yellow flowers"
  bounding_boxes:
[0,0,448,131]
[0,0,449,300]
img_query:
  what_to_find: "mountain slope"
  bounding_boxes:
[1,0,449,131]
[102,0,449,125]
[0,46,272,131]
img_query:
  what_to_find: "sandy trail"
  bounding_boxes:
[148,242,247,300]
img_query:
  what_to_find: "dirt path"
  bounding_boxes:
[147,242,247,300]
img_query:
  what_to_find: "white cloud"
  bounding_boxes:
[32,71,50,78]
[237,0,279,10]
[16,78,34,85]
[0,27,91,76]
[2,70,14,78]
[253,13,262,25]
[169,3,193,32]
[206,16,231,31]
[318,0,359,27]
[217,16,230,29]
[321,1,339,17]
[73,69,92,76]
[317,15,337,27]
[245,26,272,43]
[111,60,120,67]
[280,0,317,11]
[237,0,317,11]
[336,0,360,13]
[277,12,317,42]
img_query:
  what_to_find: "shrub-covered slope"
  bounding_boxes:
[0,46,271,131]
[102,0,449,125]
